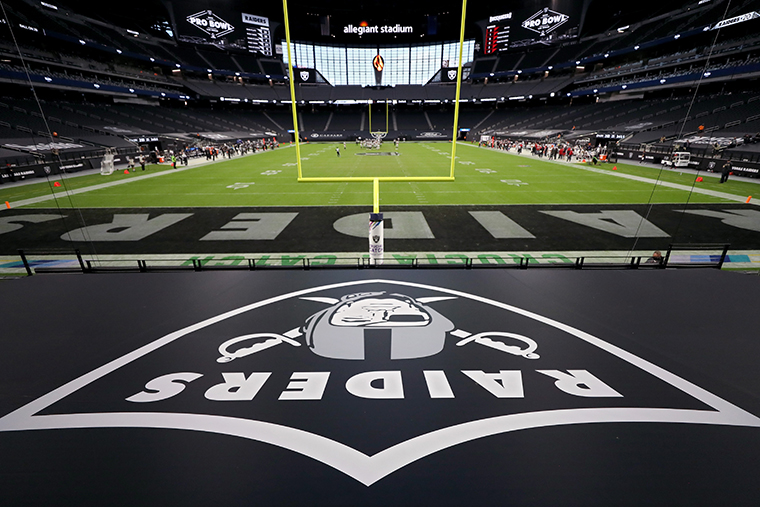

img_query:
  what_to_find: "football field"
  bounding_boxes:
[1,141,757,209]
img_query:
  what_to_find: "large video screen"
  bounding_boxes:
[283,40,475,86]
[479,0,584,54]
[170,1,274,56]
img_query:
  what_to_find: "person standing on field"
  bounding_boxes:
[720,160,732,183]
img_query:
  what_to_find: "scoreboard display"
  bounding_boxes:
[242,13,272,56]
[483,13,512,54]
[479,0,585,54]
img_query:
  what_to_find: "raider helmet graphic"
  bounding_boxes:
[215,290,542,364]
[302,292,454,360]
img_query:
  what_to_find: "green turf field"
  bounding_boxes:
[2,141,755,208]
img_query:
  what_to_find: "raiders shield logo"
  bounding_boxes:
[372,234,380,243]
[300,71,310,81]
[1,279,758,487]
[448,69,457,81]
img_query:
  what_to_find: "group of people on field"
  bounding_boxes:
[123,137,279,171]
[481,138,601,163]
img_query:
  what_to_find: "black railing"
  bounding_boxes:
[10,244,734,276]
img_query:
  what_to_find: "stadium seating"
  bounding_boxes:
[1,0,760,169]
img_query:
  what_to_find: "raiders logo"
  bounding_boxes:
[300,71,310,81]
[1,279,758,487]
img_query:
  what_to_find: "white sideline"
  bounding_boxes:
[456,141,759,206]
[2,145,293,210]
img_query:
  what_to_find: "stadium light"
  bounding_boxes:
[93,84,100,88]
[575,61,580,65]
[622,85,627,89]
[116,49,122,54]
[149,58,155,62]
[660,79,666,84]
[79,40,86,45]
[44,77,52,82]
[674,34,680,39]
[704,72,711,77]
[634,45,640,50]
[129,88,134,92]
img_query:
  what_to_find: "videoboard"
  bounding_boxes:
[170,1,275,56]
[479,0,584,54]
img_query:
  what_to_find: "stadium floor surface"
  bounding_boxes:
[1,269,759,506]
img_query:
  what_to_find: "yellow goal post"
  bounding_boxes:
[282,0,468,190]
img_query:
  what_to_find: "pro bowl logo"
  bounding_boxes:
[186,10,235,39]
[521,7,570,37]
[1,279,758,486]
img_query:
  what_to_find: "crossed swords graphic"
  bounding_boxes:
[216,295,540,363]
[216,328,540,363]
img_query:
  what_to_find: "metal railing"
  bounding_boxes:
[5,244,733,276]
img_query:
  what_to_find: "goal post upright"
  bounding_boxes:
[449,0,467,179]
[282,0,303,180]
[368,99,389,136]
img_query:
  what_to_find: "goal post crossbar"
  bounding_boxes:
[297,176,454,183]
